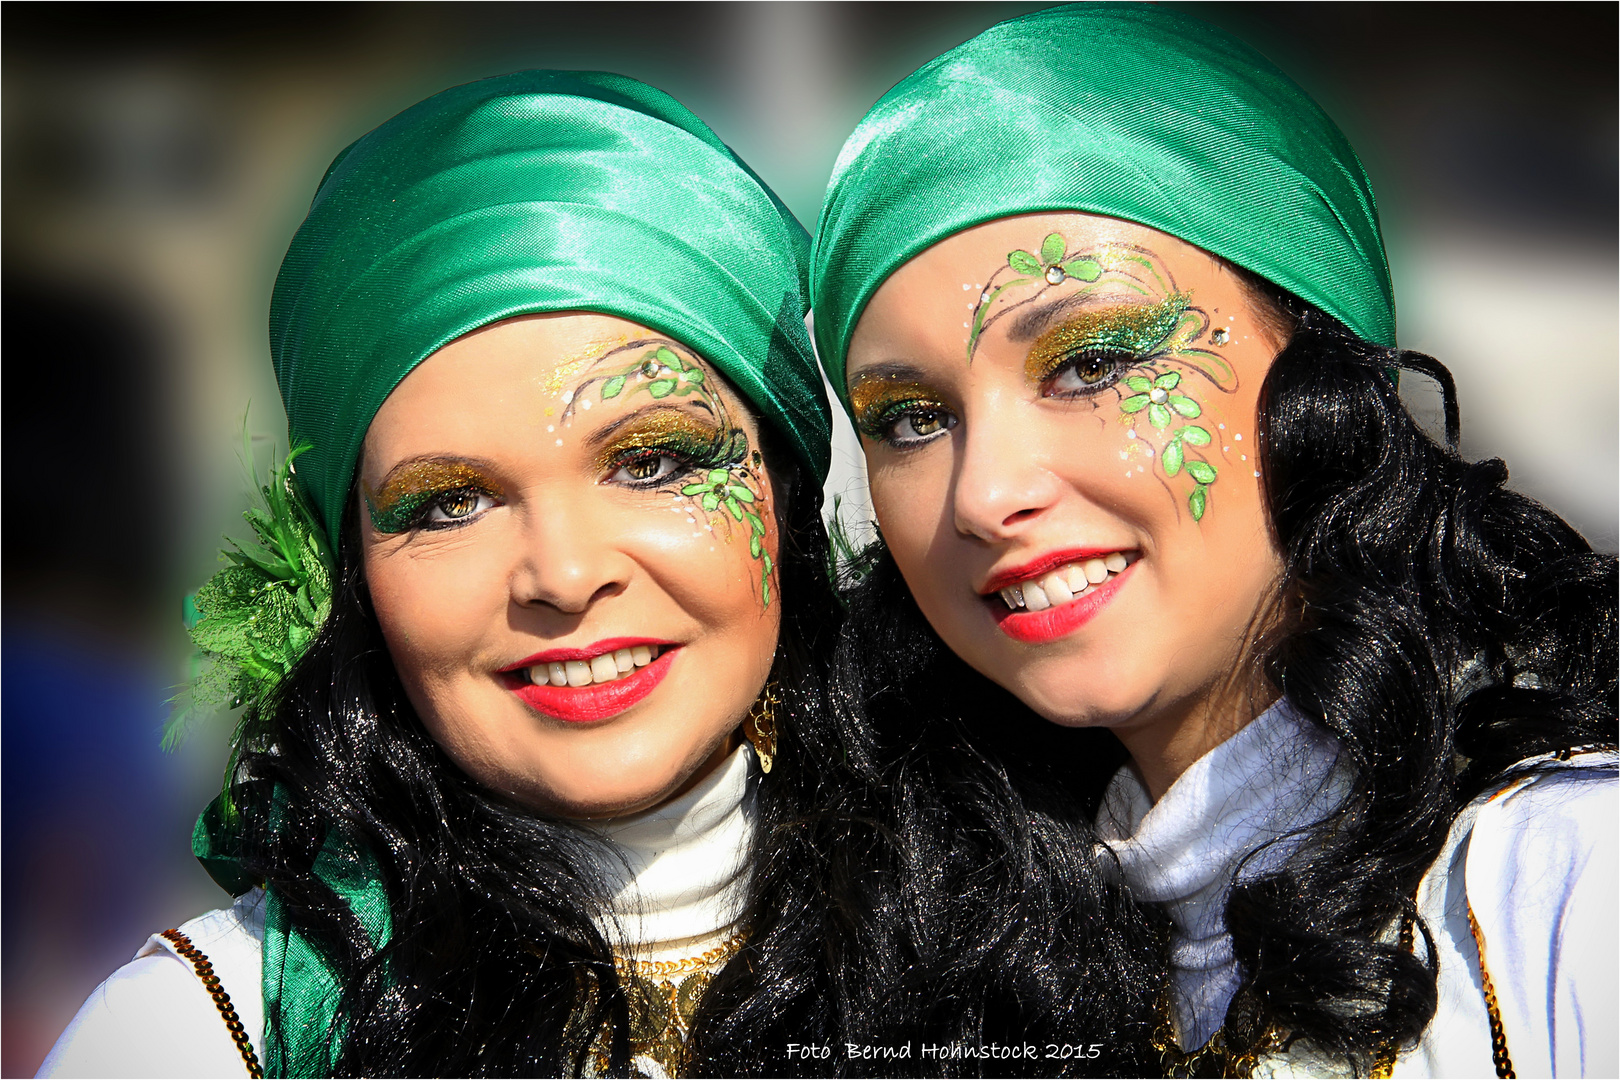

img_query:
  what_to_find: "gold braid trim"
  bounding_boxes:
[160,929,264,1079]
[1467,904,1517,1079]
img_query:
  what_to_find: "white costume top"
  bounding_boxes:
[38,744,759,1078]
[1097,701,1618,1077]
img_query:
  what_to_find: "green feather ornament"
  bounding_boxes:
[166,442,333,752]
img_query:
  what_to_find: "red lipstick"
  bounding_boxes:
[498,638,679,670]
[991,561,1136,644]
[502,639,679,724]
[981,547,1125,595]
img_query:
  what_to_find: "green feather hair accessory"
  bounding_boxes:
[167,441,334,753]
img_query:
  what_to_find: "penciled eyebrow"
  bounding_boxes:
[847,361,937,390]
[1005,291,1114,343]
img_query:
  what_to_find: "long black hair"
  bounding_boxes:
[832,283,1616,1072]
[224,414,1159,1078]
[224,432,892,1076]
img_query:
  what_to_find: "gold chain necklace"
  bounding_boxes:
[590,925,750,1077]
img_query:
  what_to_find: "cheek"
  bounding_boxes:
[865,451,954,575]
[632,478,781,631]
[364,540,510,687]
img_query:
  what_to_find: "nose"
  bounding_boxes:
[952,401,1063,541]
[509,494,632,615]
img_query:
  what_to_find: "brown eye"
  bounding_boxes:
[1074,357,1109,384]
[891,406,957,444]
[1044,350,1126,397]
[610,453,679,485]
[422,488,498,527]
[438,491,480,519]
[626,456,663,481]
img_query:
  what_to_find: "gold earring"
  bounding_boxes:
[743,684,780,774]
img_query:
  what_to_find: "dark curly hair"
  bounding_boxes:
[832,282,1617,1074]
[217,409,1164,1076]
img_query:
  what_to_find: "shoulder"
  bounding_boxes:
[37,891,267,1079]
[1407,753,1617,1078]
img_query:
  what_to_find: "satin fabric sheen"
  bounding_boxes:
[271,69,829,547]
[810,3,1396,409]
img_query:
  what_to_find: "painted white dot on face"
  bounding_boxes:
[1234,433,1242,441]
[581,399,592,411]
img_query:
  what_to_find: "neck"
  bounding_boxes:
[1112,676,1277,803]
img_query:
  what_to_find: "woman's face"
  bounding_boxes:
[846,213,1286,748]
[360,313,779,819]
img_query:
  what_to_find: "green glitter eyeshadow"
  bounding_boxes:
[849,378,946,442]
[364,461,498,534]
[595,410,737,475]
[1025,293,1190,382]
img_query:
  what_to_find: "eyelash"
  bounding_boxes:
[861,399,958,449]
[413,486,502,531]
[608,449,697,487]
[1040,348,1134,398]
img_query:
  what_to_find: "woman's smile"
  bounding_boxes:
[499,639,678,723]
[984,551,1141,644]
[361,312,781,818]
[848,212,1287,742]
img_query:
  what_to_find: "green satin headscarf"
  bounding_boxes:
[220,69,825,1076]
[272,69,829,549]
[811,2,1395,406]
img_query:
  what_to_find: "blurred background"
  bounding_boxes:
[3,3,1614,1072]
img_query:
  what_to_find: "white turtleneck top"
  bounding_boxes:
[1097,701,1617,1077]
[38,745,759,1078]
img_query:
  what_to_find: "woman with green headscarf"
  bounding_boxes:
[816,5,1616,1077]
[40,70,893,1079]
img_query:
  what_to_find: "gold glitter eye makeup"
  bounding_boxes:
[1024,296,1189,395]
[365,461,505,534]
[594,409,738,487]
[850,377,957,447]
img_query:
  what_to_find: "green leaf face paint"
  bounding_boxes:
[984,236,1238,523]
[563,339,777,606]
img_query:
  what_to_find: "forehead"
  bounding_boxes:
[362,311,727,460]
[848,212,1236,366]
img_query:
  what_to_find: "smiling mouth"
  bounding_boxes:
[517,644,666,688]
[992,551,1139,612]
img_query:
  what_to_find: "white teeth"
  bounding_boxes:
[994,553,1135,610]
[528,645,664,688]
[1042,573,1073,605]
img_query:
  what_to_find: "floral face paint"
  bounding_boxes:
[560,338,775,605]
[978,235,1236,521]
[359,313,781,821]
[846,212,1286,783]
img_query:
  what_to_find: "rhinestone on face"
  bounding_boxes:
[1149,388,1169,404]
[1045,265,1066,285]
[1211,327,1230,346]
